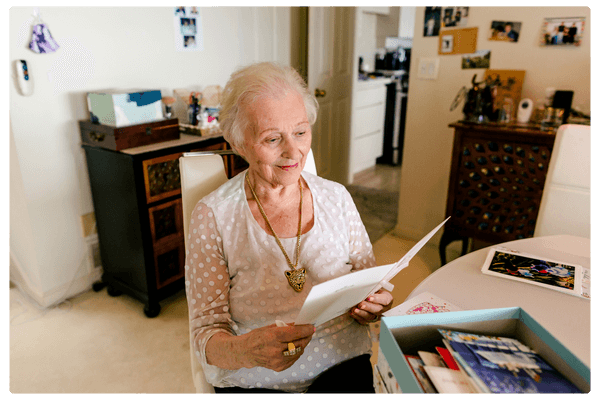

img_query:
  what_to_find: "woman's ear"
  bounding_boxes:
[231,143,246,159]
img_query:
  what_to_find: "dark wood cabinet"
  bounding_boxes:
[83,133,240,317]
[439,122,556,265]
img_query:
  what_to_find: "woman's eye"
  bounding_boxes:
[266,137,279,144]
[296,131,306,136]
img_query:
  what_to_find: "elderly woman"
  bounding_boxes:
[185,62,393,393]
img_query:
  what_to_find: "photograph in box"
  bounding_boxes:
[437,329,581,393]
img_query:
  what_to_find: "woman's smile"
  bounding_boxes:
[279,162,299,171]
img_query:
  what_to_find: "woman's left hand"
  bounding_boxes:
[350,289,393,325]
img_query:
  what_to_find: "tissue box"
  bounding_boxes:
[87,90,164,127]
[378,307,590,393]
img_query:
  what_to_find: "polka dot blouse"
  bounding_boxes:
[185,170,377,392]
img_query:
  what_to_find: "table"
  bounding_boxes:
[407,235,590,367]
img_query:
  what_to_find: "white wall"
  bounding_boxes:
[9,7,291,306]
[10,6,592,303]
[394,7,591,247]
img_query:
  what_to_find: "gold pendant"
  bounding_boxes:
[285,268,306,292]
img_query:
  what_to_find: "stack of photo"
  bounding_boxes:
[403,329,582,393]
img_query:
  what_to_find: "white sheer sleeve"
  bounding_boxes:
[184,201,237,384]
[341,188,377,272]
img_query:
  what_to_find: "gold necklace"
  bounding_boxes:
[246,173,306,292]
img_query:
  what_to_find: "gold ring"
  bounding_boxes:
[283,343,302,356]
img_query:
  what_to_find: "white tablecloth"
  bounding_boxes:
[407,235,591,366]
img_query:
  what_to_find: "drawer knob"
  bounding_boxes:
[315,88,326,98]
[89,131,105,142]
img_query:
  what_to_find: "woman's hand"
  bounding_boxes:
[350,289,393,325]
[206,323,315,372]
[237,323,315,371]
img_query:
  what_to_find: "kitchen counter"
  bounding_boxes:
[356,76,393,88]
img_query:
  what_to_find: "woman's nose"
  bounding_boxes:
[282,138,301,160]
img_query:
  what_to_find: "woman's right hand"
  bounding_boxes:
[237,323,315,372]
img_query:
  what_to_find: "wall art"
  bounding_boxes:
[540,17,585,46]
[489,21,522,42]
[174,6,203,52]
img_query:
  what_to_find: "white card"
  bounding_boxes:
[295,218,450,326]
[295,263,394,326]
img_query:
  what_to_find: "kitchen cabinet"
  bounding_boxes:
[399,7,416,38]
[349,79,391,178]
[83,133,245,317]
[361,7,390,15]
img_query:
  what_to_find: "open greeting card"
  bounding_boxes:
[295,217,450,326]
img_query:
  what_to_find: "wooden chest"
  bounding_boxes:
[79,118,180,151]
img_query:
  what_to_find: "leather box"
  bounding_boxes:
[79,118,180,151]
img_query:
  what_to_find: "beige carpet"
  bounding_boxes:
[10,286,195,393]
[9,232,457,393]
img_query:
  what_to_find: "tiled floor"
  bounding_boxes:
[352,164,402,191]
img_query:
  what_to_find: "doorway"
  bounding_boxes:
[292,6,407,243]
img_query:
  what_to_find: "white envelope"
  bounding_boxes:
[295,217,450,326]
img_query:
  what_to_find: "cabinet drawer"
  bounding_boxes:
[351,131,384,174]
[142,142,227,203]
[354,86,387,109]
[153,239,185,290]
[148,198,183,246]
[148,198,185,289]
[353,103,385,139]
[143,153,183,203]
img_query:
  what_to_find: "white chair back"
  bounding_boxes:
[304,148,317,175]
[180,154,229,241]
[534,124,590,238]
[180,153,228,394]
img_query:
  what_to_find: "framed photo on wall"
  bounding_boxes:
[541,17,585,46]
[489,21,522,42]
[424,7,442,37]
[441,7,469,28]
[484,69,526,121]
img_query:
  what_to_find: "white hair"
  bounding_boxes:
[219,62,318,151]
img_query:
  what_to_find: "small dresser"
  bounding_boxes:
[83,132,244,317]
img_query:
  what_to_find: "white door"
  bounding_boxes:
[308,7,355,185]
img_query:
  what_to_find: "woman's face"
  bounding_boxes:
[237,90,312,188]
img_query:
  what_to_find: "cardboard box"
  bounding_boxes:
[87,90,164,127]
[379,307,590,393]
